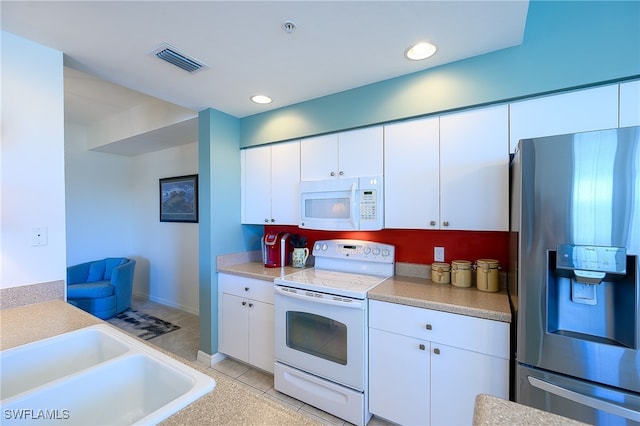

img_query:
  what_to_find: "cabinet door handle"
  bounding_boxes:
[339,171,344,176]
[425,324,432,330]
[442,221,449,227]
[430,220,436,226]
[241,301,247,306]
[270,218,275,222]
[264,218,269,223]
[433,348,440,355]
[330,171,336,177]
[248,303,254,308]
[419,344,426,351]
[244,287,250,291]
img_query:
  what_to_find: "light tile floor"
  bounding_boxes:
[122,296,393,426]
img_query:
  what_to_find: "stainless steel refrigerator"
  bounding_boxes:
[509,126,640,424]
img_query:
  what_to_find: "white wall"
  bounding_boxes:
[130,143,199,314]
[64,124,136,264]
[1,31,66,289]
[64,122,199,314]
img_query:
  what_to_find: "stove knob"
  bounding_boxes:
[382,249,390,257]
[372,248,380,255]
[314,243,321,251]
[322,243,328,251]
[364,247,371,254]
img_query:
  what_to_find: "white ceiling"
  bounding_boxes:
[2,1,529,150]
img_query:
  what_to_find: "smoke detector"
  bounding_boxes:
[150,43,209,73]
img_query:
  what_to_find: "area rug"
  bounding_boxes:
[107,309,180,340]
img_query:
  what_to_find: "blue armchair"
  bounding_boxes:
[66,258,136,319]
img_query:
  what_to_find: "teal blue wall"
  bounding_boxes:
[198,108,262,355]
[240,0,640,147]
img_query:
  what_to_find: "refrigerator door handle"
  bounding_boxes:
[528,376,640,422]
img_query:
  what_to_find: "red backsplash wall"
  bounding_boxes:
[266,225,509,268]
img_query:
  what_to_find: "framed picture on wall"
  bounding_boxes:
[159,174,198,223]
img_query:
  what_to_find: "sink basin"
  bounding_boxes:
[0,324,216,425]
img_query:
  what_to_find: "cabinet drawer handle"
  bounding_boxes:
[425,324,432,330]
[419,344,426,351]
[241,301,247,306]
[433,348,440,355]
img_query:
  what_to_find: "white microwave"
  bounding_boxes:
[299,176,383,231]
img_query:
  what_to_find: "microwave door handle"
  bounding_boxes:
[528,376,640,422]
[350,182,358,229]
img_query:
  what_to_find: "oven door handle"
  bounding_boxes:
[275,286,365,310]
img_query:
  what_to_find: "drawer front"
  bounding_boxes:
[369,300,508,358]
[219,273,275,304]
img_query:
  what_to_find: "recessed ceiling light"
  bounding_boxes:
[405,42,437,61]
[251,95,272,104]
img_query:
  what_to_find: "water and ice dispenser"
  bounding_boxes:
[547,244,637,349]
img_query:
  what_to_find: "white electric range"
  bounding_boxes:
[273,239,395,426]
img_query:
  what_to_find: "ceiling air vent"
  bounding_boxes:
[150,43,208,74]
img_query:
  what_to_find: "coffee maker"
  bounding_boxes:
[262,232,291,268]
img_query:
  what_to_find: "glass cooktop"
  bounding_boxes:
[275,268,389,299]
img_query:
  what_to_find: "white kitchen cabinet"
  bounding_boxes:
[620,80,640,127]
[384,116,440,229]
[369,328,430,425]
[368,300,509,426]
[439,105,509,231]
[218,273,275,373]
[509,84,619,152]
[385,106,508,231]
[300,126,383,181]
[241,140,300,225]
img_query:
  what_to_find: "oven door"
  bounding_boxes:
[274,285,366,391]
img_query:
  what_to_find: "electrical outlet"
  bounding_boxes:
[434,246,445,262]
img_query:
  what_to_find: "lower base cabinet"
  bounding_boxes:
[218,273,274,373]
[368,300,509,425]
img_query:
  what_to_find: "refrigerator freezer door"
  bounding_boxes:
[517,365,640,425]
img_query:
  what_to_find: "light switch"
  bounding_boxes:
[32,227,48,246]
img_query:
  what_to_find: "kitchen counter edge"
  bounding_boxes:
[370,275,511,323]
[473,394,588,425]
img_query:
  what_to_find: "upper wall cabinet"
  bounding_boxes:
[509,85,619,153]
[385,105,509,231]
[300,126,383,181]
[440,105,509,232]
[620,80,640,127]
[241,140,300,225]
[384,116,440,229]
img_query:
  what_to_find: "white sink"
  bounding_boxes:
[0,324,216,425]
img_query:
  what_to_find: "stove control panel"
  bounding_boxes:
[313,239,395,263]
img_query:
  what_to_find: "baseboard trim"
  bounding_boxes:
[197,350,226,366]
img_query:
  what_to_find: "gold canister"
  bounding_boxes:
[431,262,451,284]
[476,259,499,292]
[451,260,472,288]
